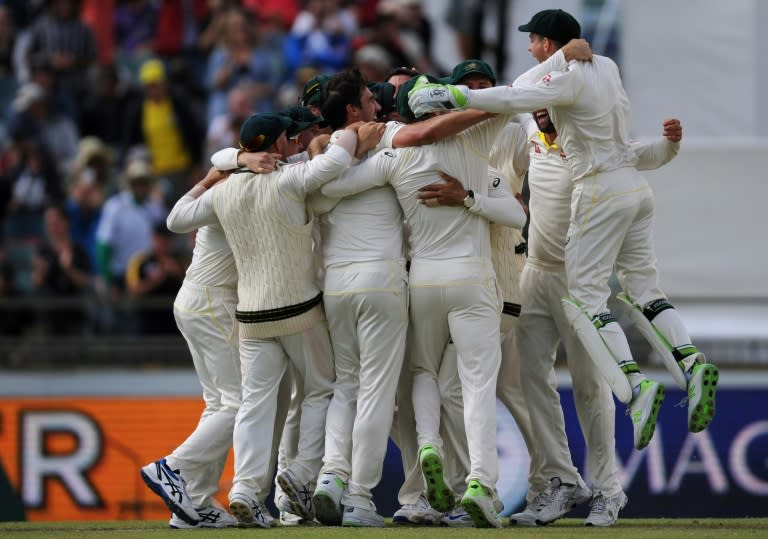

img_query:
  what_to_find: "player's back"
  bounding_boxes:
[391,134,492,260]
[185,223,237,288]
[552,54,638,180]
[319,186,405,267]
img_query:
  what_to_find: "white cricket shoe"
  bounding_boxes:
[277,493,308,526]
[508,492,549,527]
[276,469,315,521]
[312,472,345,525]
[584,491,628,527]
[228,493,274,528]
[392,495,442,525]
[140,458,199,525]
[628,379,665,449]
[169,501,237,528]
[460,480,502,528]
[342,504,385,527]
[534,477,592,525]
[440,504,474,527]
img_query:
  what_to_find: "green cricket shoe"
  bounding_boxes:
[418,445,454,512]
[628,380,665,450]
[687,362,719,432]
[460,480,502,528]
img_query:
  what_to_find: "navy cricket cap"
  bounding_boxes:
[367,81,396,117]
[450,59,496,86]
[281,105,324,138]
[518,9,581,44]
[239,112,293,152]
[300,74,331,107]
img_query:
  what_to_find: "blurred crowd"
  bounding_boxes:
[0,0,447,340]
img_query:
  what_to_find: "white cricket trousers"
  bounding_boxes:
[517,260,621,496]
[438,313,544,500]
[409,257,502,489]
[229,321,334,501]
[566,167,665,316]
[321,259,408,509]
[391,331,426,505]
[167,280,241,508]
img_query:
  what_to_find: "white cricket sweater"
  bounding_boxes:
[213,171,322,338]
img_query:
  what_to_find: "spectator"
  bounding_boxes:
[24,0,98,119]
[7,81,80,178]
[3,136,62,243]
[123,58,203,203]
[204,7,282,121]
[197,0,240,55]
[125,222,187,334]
[66,137,113,271]
[79,63,140,153]
[283,0,357,78]
[81,0,115,65]
[205,84,253,160]
[360,1,433,75]
[152,0,209,98]
[95,158,166,296]
[30,203,92,335]
[114,0,158,61]
[352,44,393,84]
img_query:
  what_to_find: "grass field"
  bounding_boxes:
[1,519,767,538]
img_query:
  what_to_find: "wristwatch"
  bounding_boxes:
[463,189,475,208]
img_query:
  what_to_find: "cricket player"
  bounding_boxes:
[415,59,544,526]
[511,111,685,527]
[160,112,365,527]
[139,155,278,529]
[407,8,718,452]
[320,78,527,528]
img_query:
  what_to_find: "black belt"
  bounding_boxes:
[502,302,521,317]
[236,292,323,323]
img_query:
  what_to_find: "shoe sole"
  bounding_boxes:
[229,500,271,528]
[509,513,540,527]
[635,385,666,450]
[392,515,439,526]
[420,451,454,512]
[312,491,342,526]
[342,518,385,527]
[537,489,592,525]
[140,469,198,526]
[689,364,719,433]
[277,474,315,521]
[460,497,501,528]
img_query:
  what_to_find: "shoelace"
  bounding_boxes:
[533,490,553,510]
[589,495,606,513]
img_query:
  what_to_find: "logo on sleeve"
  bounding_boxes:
[492,177,501,188]
[383,151,395,158]
[540,74,552,87]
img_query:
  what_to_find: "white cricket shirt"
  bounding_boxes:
[322,115,525,260]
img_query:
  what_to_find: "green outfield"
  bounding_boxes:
[1,519,767,538]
